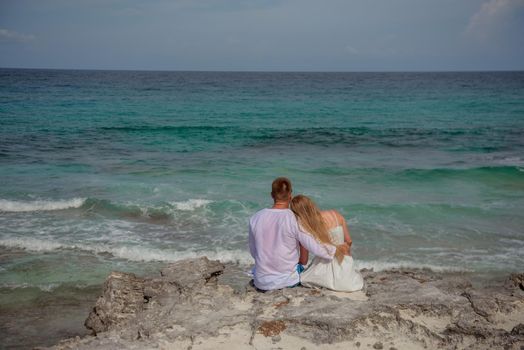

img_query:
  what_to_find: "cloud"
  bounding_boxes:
[0,28,36,43]
[466,0,524,39]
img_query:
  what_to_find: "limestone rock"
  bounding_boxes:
[46,259,524,350]
[84,257,225,335]
[159,256,224,291]
[84,271,146,335]
[506,273,524,291]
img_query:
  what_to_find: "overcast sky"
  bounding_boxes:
[1,0,523,71]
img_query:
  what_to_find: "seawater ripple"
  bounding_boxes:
[0,237,253,264]
[1,70,524,295]
[0,236,481,274]
[2,125,522,159]
[1,70,524,348]
[0,197,215,216]
[1,163,522,215]
[94,125,524,149]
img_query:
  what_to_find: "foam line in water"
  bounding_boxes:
[492,156,524,167]
[0,237,253,264]
[354,260,472,273]
[0,237,475,272]
[0,281,95,292]
[0,198,86,212]
[105,245,252,264]
[0,238,67,251]
[169,199,213,211]
[0,282,61,292]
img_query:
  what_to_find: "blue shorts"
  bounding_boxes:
[287,264,305,288]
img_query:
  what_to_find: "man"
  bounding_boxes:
[248,177,349,291]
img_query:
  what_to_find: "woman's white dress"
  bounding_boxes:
[300,225,364,292]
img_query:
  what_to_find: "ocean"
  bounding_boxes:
[1,69,523,347]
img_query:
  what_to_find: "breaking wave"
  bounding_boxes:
[0,197,215,218]
[0,237,252,265]
[0,198,86,212]
[0,237,478,272]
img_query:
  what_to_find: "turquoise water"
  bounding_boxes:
[1,69,524,303]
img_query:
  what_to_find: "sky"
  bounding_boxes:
[0,0,523,71]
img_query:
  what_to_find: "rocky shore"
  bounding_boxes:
[45,257,524,350]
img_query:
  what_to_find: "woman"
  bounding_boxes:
[290,195,363,292]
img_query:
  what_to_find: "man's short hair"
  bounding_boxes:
[271,177,292,201]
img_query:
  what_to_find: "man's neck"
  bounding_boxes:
[272,201,289,209]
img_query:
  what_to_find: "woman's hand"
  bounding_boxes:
[346,240,352,256]
[337,242,350,255]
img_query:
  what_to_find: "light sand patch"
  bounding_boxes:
[352,335,428,350]
[232,295,254,312]
[290,296,306,307]
[158,320,431,350]
[398,308,452,333]
[166,324,186,333]
[321,290,369,301]
[492,300,524,331]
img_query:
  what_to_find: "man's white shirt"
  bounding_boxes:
[248,208,335,291]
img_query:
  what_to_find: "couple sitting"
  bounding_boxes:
[249,177,364,292]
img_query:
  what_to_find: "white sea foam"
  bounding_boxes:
[0,198,86,212]
[493,156,524,167]
[354,260,472,273]
[0,282,61,292]
[0,281,94,292]
[1,237,477,272]
[170,199,213,211]
[104,246,252,264]
[0,237,67,251]
[0,237,253,264]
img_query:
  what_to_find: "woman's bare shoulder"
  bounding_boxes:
[320,209,344,225]
[335,210,346,221]
[320,209,335,217]
[321,209,346,222]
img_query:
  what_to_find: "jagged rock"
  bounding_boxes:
[46,259,524,350]
[84,271,146,335]
[84,257,225,335]
[159,257,224,290]
[511,323,524,336]
[373,341,383,349]
[506,273,524,291]
[461,290,499,319]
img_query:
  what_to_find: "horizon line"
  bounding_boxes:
[1,66,523,74]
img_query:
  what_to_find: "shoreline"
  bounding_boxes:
[0,249,520,349]
[39,257,523,350]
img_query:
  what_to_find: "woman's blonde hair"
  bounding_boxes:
[290,195,344,263]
